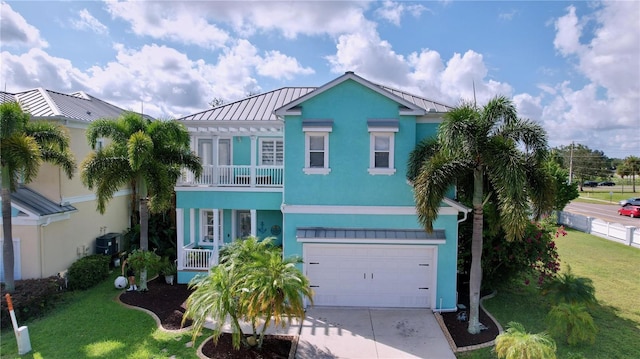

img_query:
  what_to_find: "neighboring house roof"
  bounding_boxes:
[10,186,76,216]
[0,88,146,122]
[177,72,452,123]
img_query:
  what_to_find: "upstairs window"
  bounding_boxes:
[260,139,283,166]
[368,119,398,175]
[302,119,333,175]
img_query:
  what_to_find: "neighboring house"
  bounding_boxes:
[0,89,137,281]
[175,72,470,311]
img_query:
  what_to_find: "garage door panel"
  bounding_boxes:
[305,244,435,308]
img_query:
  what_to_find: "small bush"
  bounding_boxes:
[494,321,557,359]
[1,276,66,330]
[546,303,597,345]
[67,254,111,290]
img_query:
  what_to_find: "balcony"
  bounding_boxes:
[178,165,283,187]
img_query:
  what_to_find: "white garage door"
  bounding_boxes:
[304,244,435,308]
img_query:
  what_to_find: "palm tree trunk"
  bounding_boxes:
[138,196,150,291]
[1,168,15,292]
[468,168,484,334]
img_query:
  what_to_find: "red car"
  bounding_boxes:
[618,204,640,218]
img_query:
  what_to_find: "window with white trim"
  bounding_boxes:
[368,119,398,175]
[202,210,223,245]
[259,139,283,166]
[304,133,330,174]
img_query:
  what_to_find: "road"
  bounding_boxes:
[564,201,640,227]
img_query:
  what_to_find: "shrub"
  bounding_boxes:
[542,267,597,307]
[463,220,561,289]
[494,321,557,359]
[67,254,111,290]
[546,303,597,345]
[0,276,66,330]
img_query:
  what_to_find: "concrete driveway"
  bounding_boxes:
[296,307,455,359]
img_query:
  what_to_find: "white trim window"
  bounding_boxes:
[202,210,223,245]
[367,119,398,175]
[302,120,333,175]
[259,138,283,166]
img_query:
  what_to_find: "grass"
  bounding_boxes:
[574,188,639,204]
[0,272,210,359]
[458,229,640,359]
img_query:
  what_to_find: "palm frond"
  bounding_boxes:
[407,136,439,182]
[1,134,42,187]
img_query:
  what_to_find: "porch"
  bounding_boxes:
[178,164,283,187]
[177,242,219,272]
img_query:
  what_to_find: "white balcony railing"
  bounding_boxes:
[179,165,283,187]
[180,244,218,271]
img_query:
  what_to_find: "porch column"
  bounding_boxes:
[176,208,184,270]
[250,209,257,238]
[213,135,219,185]
[190,208,195,245]
[250,135,257,186]
[213,208,220,246]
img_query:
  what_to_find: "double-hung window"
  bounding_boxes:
[302,119,333,175]
[260,139,283,166]
[368,119,398,175]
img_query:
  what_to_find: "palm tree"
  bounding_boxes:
[494,321,557,359]
[243,245,313,348]
[184,237,313,350]
[542,267,597,307]
[1,102,76,292]
[81,112,201,290]
[408,96,554,334]
[546,303,597,345]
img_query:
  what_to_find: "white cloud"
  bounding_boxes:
[105,1,230,49]
[539,1,640,156]
[257,50,315,80]
[0,48,88,91]
[71,9,108,35]
[375,0,426,26]
[0,2,48,49]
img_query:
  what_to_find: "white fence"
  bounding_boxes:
[557,211,640,248]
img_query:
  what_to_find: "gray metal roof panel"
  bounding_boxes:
[178,87,317,122]
[296,227,445,241]
[1,88,137,122]
[11,186,76,216]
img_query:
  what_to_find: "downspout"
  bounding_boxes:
[40,217,52,278]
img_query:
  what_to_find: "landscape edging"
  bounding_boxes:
[434,290,504,353]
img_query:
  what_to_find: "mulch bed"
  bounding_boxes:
[119,276,499,356]
[118,277,292,358]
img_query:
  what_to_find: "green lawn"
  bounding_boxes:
[575,188,639,204]
[0,273,210,359]
[458,229,640,359]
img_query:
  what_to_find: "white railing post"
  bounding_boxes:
[176,208,184,270]
[250,136,257,187]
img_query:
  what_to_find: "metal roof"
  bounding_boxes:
[296,227,446,241]
[178,87,317,122]
[1,88,136,122]
[11,186,76,216]
[178,74,453,123]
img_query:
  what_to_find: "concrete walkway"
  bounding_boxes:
[296,307,456,359]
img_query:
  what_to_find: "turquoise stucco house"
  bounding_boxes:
[174,72,469,311]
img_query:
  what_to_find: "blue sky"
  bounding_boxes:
[1,1,638,159]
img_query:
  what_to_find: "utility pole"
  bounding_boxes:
[568,142,574,184]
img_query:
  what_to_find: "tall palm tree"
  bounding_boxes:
[408,96,554,334]
[1,102,76,292]
[81,112,201,290]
